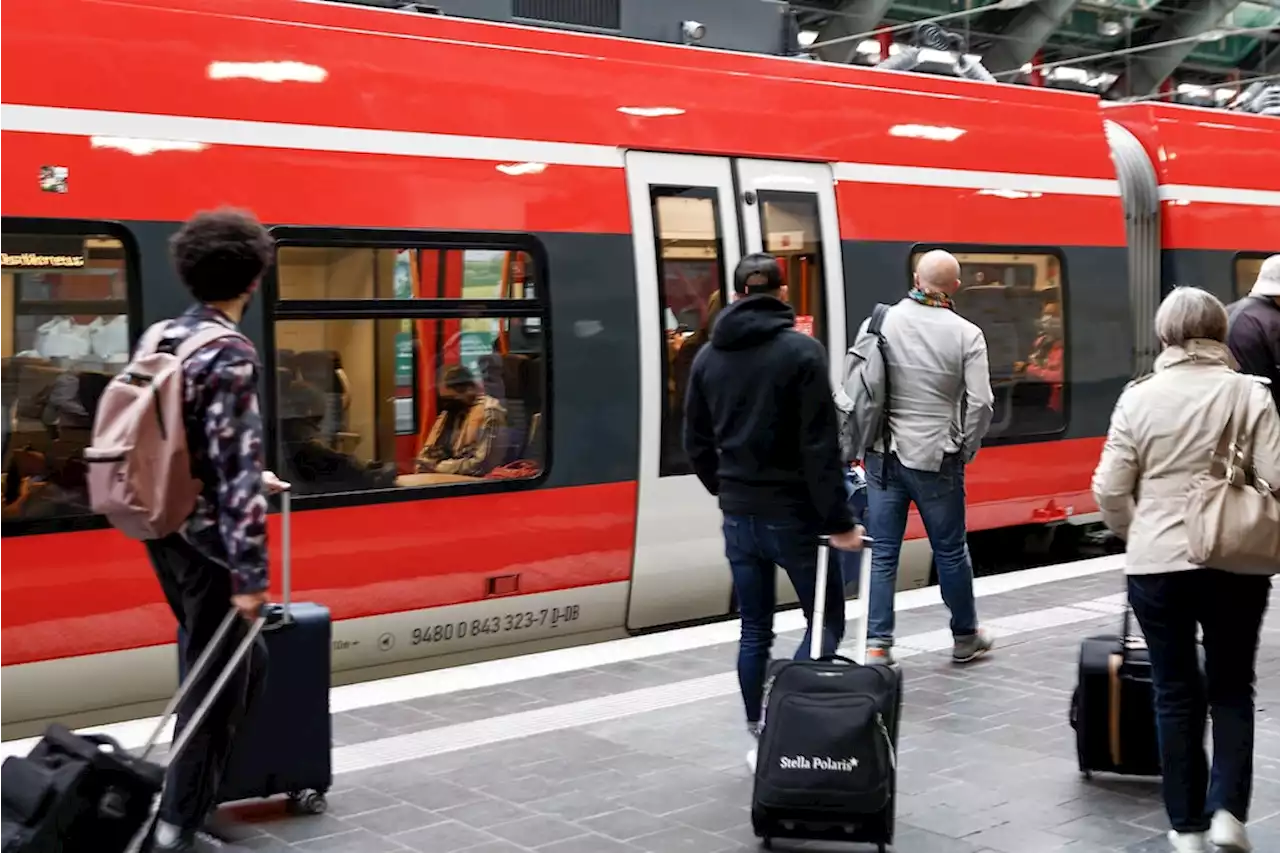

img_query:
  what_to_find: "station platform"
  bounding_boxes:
[13,556,1280,853]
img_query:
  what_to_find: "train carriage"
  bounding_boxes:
[1,0,1276,732]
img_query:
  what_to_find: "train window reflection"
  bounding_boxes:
[1234,254,1269,299]
[910,250,1067,440]
[277,246,539,303]
[2,232,133,523]
[274,242,546,496]
[651,187,726,478]
[758,191,826,346]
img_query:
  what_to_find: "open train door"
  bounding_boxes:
[624,152,847,631]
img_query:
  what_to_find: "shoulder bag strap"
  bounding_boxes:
[174,326,247,362]
[868,303,893,451]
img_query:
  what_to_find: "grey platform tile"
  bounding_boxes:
[394,780,489,811]
[348,702,435,729]
[486,814,589,847]
[453,843,530,853]
[260,814,353,844]
[621,782,718,816]
[524,789,621,821]
[535,834,645,853]
[293,827,409,852]
[390,819,498,853]
[667,799,752,834]
[237,836,300,852]
[628,824,741,853]
[436,794,537,828]
[321,785,400,818]
[960,822,1083,853]
[1050,815,1160,847]
[344,803,440,835]
[578,807,672,841]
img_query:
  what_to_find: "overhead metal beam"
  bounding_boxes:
[1110,0,1246,95]
[981,0,1082,75]
[814,0,896,63]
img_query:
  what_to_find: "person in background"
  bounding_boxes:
[1017,299,1065,413]
[683,252,864,771]
[146,209,287,853]
[861,249,995,666]
[1227,254,1280,413]
[1093,286,1280,853]
[416,364,505,476]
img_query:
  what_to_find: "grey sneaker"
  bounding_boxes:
[866,645,896,666]
[952,628,993,664]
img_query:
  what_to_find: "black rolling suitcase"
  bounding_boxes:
[1070,605,1161,778]
[751,536,902,853]
[178,490,333,815]
[1,609,267,853]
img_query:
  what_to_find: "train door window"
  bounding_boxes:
[756,191,827,346]
[1,225,137,524]
[649,187,727,478]
[1234,253,1271,298]
[910,249,1067,441]
[272,237,546,498]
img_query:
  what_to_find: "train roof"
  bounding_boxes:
[5,0,1119,182]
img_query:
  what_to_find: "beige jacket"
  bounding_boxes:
[1091,339,1280,575]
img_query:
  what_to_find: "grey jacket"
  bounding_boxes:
[853,297,994,472]
[1091,339,1280,575]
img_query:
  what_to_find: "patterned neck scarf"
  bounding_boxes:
[908,286,955,310]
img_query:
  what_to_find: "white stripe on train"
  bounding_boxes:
[0,102,1140,200]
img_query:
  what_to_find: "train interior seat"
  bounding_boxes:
[955,285,1019,436]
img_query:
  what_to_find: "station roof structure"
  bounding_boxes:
[796,0,1280,102]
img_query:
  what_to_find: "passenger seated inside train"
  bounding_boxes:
[416,364,506,476]
[279,378,398,494]
[1016,300,1065,412]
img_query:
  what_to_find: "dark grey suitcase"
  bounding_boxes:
[179,490,332,814]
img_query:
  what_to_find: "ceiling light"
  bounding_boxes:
[1099,19,1124,37]
[798,29,819,47]
[681,20,706,43]
[617,106,686,117]
[889,124,966,142]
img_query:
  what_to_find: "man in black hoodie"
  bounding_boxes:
[684,253,864,755]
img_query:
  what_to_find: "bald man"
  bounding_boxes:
[853,249,995,666]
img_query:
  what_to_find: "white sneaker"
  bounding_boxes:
[746,748,757,773]
[1210,810,1252,852]
[1167,830,1208,853]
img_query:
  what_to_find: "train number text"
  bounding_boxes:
[410,605,581,647]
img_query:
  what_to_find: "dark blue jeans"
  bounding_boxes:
[864,451,978,645]
[1128,570,1271,833]
[722,514,846,724]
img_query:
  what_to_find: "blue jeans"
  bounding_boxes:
[864,451,978,645]
[1128,570,1270,833]
[722,514,846,724]
[839,468,869,597]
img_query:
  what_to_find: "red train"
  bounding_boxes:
[2,0,1277,731]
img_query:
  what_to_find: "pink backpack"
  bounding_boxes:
[85,321,246,540]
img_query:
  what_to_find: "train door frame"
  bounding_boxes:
[623,152,847,631]
[735,159,848,610]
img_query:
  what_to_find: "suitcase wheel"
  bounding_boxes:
[286,790,327,815]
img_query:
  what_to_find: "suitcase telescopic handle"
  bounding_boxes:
[280,488,292,623]
[813,534,875,660]
[139,606,269,763]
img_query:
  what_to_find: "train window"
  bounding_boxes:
[650,187,727,478]
[1,230,134,523]
[277,246,538,301]
[273,243,546,497]
[758,191,826,345]
[1234,254,1270,298]
[910,250,1067,440]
